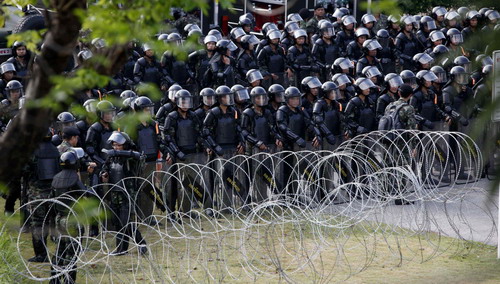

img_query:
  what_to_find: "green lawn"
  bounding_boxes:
[1,198,500,283]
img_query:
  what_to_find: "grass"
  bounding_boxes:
[1,198,500,283]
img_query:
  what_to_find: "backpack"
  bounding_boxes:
[378,103,407,131]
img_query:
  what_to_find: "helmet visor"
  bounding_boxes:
[286,22,300,33]
[388,76,404,88]
[234,88,250,101]
[203,95,216,107]
[220,94,235,106]
[358,79,376,90]
[423,72,438,82]
[334,74,351,86]
[177,97,193,109]
[365,67,381,78]
[307,77,322,89]
[252,94,269,106]
[247,71,263,83]
[450,34,463,44]
[455,73,469,85]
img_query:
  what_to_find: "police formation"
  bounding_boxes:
[0,4,496,284]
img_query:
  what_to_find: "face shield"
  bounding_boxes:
[430,31,445,42]
[418,53,434,65]
[450,34,463,45]
[287,96,301,108]
[203,95,216,107]
[219,94,235,106]
[334,74,351,86]
[247,70,263,83]
[377,36,389,47]
[481,56,493,66]
[403,77,417,89]
[322,27,335,37]
[387,76,404,88]
[357,79,376,91]
[0,63,15,75]
[101,110,116,123]
[425,20,437,30]
[84,101,97,113]
[176,97,193,109]
[8,88,23,101]
[435,72,448,84]
[286,22,300,34]
[364,67,381,79]
[168,88,180,101]
[226,41,238,52]
[326,89,341,101]
[462,62,471,73]
[366,40,382,51]
[252,94,269,106]
[268,30,281,41]
[288,13,303,22]
[246,35,260,46]
[263,23,278,34]
[423,72,438,82]
[454,73,469,85]
[273,91,285,103]
[108,132,127,145]
[338,59,354,70]
[18,97,25,109]
[234,88,250,102]
[307,77,322,90]
[143,106,155,117]
[70,147,86,159]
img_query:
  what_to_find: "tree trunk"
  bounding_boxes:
[0,1,86,184]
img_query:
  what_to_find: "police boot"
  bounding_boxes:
[28,239,49,262]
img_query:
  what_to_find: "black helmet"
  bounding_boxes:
[132,96,154,112]
[400,70,417,88]
[57,112,76,124]
[301,76,322,93]
[83,99,98,114]
[432,44,449,57]
[12,41,25,50]
[216,85,234,106]
[332,73,351,87]
[384,73,404,89]
[416,70,439,85]
[167,33,182,45]
[175,89,193,109]
[353,77,376,94]
[376,29,390,47]
[321,81,340,100]
[420,15,437,31]
[361,14,377,25]
[200,87,216,107]
[60,151,79,170]
[238,16,253,27]
[107,131,130,147]
[216,39,237,55]
[120,90,137,100]
[432,6,447,20]
[0,62,16,75]
[284,86,301,100]
[230,27,246,40]
[158,33,169,43]
[246,69,263,84]
[96,100,116,122]
[332,57,354,74]
[268,84,285,103]
[453,56,471,73]
[476,54,493,68]
[262,23,278,37]
[355,27,370,38]
[430,65,448,84]
[413,52,434,66]
[207,29,222,41]
[250,86,268,106]
[230,84,250,102]
[446,28,463,45]
[319,21,335,37]
[293,29,307,39]
[362,39,382,55]
[285,21,300,34]
[168,84,182,101]
[5,80,24,100]
[241,34,259,50]
[450,66,469,85]
[482,64,492,76]
[429,30,445,42]
[342,15,357,27]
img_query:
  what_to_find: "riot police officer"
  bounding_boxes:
[206,40,238,88]
[356,39,383,76]
[347,27,370,64]
[241,87,280,202]
[156,84,181,127]
[267,84,286,114]
[0,62,16,98]
[332,73,354,110]
[164,90,212,216]
[300,76,322,118]
[257,29,286,88]
[195,87,217,122]
[336,15,357,57]
[26,130,61,263]
[344,78,377,138]
[395,15,422,71]
[161,33,195,94]
[202,86,245,211]
[313,82,342,150]
[287,29,316,87]
[377,73,404,120]
[133,44,173,92]
[100,132,148,256]
[237,35,260,82]
[188,35,218,89]
[0,80,24,124]
[377,29,399,74]
[6,41,31,84]
[311,21,339,81]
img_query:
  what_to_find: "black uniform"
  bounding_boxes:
[311,38,340,81]
[257,44,287,87]
[287,45,315,87]
[344,96,377,137]
[395,32,422,70]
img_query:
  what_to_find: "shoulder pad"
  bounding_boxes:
[137,57,147,65]
[351,96,362,105]
[75,120,86,131]
[243,107,255,117]
[396,33,405,40]
[167,111,179,119]
[90,122,104,132]
[314,38,324,46]
[1,99,10,106]
[210,106,221,116]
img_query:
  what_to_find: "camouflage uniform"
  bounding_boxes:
[305,16,321,36]
[385,98,417,130]
[374,14,388,34]
[57,140,72,154]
